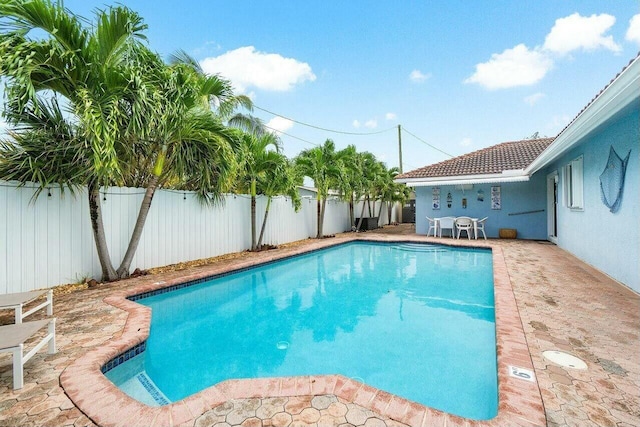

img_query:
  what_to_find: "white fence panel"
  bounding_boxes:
[0,182,351,293]
[354,199,396,227]
[322,199,351,235]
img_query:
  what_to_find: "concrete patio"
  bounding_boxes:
[0,224,638,427]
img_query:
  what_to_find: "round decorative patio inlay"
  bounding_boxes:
[543,350,587,369]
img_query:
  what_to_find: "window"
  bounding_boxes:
[564,156,584,210]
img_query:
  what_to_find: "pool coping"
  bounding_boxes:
[60,235,546,427]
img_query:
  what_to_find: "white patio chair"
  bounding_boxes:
[476,217,488,240]
[0,318,56,389]
[426,216,437,237]
[438,216,456,238]
[0,290,53,324]
[455,216,474,239]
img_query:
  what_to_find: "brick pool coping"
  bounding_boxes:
[60,235,545,427]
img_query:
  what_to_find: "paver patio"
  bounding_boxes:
[0,224,638,427]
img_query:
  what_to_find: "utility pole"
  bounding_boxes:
[397,124,403,173]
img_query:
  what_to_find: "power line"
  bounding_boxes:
[262,124,319,147]
[401,127,454,158]
[254,105,397,136]
[255,104,453,161]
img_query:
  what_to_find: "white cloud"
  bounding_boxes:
[385,112,397,121]
[409,69,431,83]
[200,46,316,93]
[191,40,222,57]
[373,152,387,163]
[464,44,553,89]
[364,119,378,129]
[460,137,473,148]
[546,114,573,133]
[543,13,621,55]
[266,116,293,136]
[524,92,545,106]
[353,118,378,129]
[626,14,640,44]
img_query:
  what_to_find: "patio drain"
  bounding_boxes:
[543,350,587,369]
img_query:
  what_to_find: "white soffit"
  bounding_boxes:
[398,172,530,187]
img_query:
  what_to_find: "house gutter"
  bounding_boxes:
[526,55,640,176]
[396,169,529,187]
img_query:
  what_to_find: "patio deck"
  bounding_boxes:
[0,224,638,427]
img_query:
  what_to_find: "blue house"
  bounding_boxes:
[396,55,639,293]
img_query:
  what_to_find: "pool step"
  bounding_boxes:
[393,243,449,253]
[136,372,171,406]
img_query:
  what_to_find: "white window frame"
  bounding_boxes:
[563,155,584,210]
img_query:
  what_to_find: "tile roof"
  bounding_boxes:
[396,137,554,180]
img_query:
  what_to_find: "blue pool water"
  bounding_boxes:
[106,242,497,420]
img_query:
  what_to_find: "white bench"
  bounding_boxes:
[0,290,53,323]
[0,318,56,389]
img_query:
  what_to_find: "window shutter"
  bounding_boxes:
[570,157,584,209]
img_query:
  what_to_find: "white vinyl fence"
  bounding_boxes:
[353,199,398,227]
[0,181,351,294]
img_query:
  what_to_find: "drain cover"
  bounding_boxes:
[543,350,587,369]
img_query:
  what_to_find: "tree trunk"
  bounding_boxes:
[88,182,117,282]
[256,196,271,249]
[356,198,367,231]
[377,199,384,220]
[348,197,355,230]
[387,202,393,225]
[250,180,257,251]
[367,194,372,217]
[315,199,322,238]
[116,175,159,278]
[318,197,327,238]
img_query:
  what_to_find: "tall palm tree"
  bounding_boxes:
[295,139,343,238]
[374,165,408,225]
[353,151,380,231]
[234,131,282,251]
[0,1,244,280]
[256,157,302,250]
[336,145,361,231]
[0,0,151,280]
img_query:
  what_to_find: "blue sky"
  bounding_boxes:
[7,1,640,172]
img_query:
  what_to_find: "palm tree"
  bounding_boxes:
[295,139,343,238]
[374,166,409,225]
[389,183,411,225]
[0,0,151,280]
[335,145,361,231]
[0,1,245,280]
[353,152,381,231]
[234,131,282,251]
[255,157,302,250]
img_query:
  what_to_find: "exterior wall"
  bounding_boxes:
[0,184,351,293]
[541,102,639,292]
[414,174,548,239]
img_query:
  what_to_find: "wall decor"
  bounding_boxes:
[462,198,467,209]
[477,189,484,202]
[432,187,441,210]
[491,186,501,210]
[599,146,630,213]
[446,192,452,208]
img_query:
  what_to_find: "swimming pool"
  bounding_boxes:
[105,241,497,420]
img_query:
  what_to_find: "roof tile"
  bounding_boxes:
[396,137,554,179]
